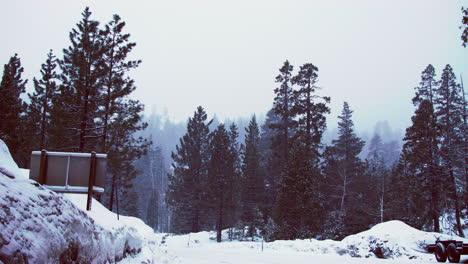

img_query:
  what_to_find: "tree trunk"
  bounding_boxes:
[217,191,224,243]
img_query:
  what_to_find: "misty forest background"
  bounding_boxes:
[1,7,467,242]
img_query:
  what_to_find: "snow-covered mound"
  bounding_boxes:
[0,140,151,263]
[0,140,23,179]
[161,220,465,261]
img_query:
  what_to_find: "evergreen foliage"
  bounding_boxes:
[434,65,465,236]
[167,106,212,233]
[0,54,28,167]
[27,50,59,151]
[241,116,264,238]
[55,7,106,152]
[323,102,365,238]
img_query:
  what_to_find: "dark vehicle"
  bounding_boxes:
[428,240,468,263]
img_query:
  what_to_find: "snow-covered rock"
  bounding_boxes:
[0,140,152,263]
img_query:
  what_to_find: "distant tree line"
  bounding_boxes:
[166,61,467,241]
[0,7,148,213]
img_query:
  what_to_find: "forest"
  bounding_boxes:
[0,6,467,242]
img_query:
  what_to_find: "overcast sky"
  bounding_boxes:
[1,0,467,132]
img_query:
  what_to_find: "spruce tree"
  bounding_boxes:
[167,106,211,233]
[0,54,28,166]
[434,64,465,237]
[27,50,59,150]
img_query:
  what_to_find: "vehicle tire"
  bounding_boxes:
[435,242,447,262]
[447,243,460,263]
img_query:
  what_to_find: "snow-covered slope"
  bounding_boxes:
[0,140,155,263]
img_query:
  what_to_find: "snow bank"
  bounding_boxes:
[0,140,23,179]
[0,140,152,263]
[161,220,465,261]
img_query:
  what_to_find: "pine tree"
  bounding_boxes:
[207,124,232,242]
[275,136,325,239]
[0,54,28,166]
[226,123,241,239]
[167,106,211,233]
[99,14,141,153]
[55,7,106,152]
[106,99,149,212]
[413,64,437,105]
[97,13,148,211]
[241,115,264,239]
[434,64,465,237]
[401,100,441,232]
[271,60,295,169]
[323,102,365,237]
[27,50,59,150]
[292,63,330,150]
[259,109,283,217]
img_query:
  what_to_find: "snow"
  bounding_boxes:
[0,140,23,179]
[0,139,157,263]
[153,221,467,263]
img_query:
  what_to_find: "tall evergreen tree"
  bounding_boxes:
[207,124,232,242]
[292,63,330,150]
[434,64,465,237]
[322,102,364,237]
[413,64,437,105]
[259,109,283,217]
[241,116,264,238]
[99,14,141,153]
[55,7,106,152]
[0,54,28,166]
[167,106,211,233]
[271,60,295,169]
[27,50,59,150]
[401,100,441,232]
[99,14,148,211]
[226,123,241,239]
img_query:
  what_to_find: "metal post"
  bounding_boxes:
[86,152,97,211]
[38,149,48,184]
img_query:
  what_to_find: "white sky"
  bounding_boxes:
[1,0,467,132]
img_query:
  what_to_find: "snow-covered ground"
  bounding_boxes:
[1,138,467,264]
[153,221,468,264]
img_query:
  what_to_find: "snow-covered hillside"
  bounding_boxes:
[0,140,160,263]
